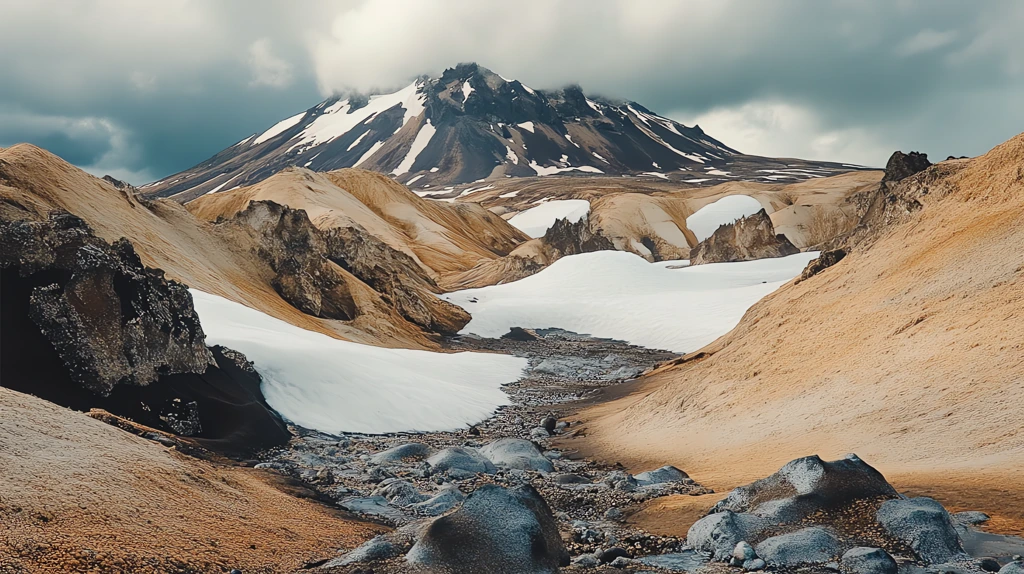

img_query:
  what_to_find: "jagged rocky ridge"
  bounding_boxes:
[0,208,289,454]
[142,63,860,201]
[689,208,799,265]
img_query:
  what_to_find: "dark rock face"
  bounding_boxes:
[227,200,358,321]
[882,151,932,183]
[541,215,615,258]
[689,209,799,265]
[797,248,847,283]
[323,224,470,334]
[406,484,569,573]
[0,210,212,394]
[221,199,469,334]
[0,210,289,454]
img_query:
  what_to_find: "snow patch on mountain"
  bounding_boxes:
[190,289,526,434]
[392,120,437,176]
[507,199,591,238]
[252,112,305,146]
[443,251,818,353]
[686,194,766,241]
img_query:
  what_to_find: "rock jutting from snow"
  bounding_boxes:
[406,484,569,574]
[688,208,799,265]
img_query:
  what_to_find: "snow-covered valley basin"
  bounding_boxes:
[443,250,819,353]
[189,290,527,435]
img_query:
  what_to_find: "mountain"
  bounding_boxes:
[142,63,861,202]
[568,135,1024,526]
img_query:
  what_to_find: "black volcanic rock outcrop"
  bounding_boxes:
[881,151,932,183]
[689,209,798,265]
[541,215,615,258]
[0,208,289,454]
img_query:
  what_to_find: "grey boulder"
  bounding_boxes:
[754,526,841,567]
[370,442,433,465]
[323,535,399,567]
[406,484,569,573]
[372,479,428,506]
[999,562,1024,574]
[479,438,554,473]
[876,497,966,564]
[426,446,496,475]
[687,510,767,561]
[842,547,898,574]
[410,484,465,517]
[634,465,689,486]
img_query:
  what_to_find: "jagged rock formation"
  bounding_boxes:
[0,210,212,394]
[796,248,847,283]
[689,208,799,265]
[688,455,974,569]
[540,215,615,258]
[881,151,932,184]
[142,63,862,201]
[0,209,289,453]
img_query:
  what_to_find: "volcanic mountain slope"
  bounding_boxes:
[142,63,862,201]
[186,166,528,290]
[567,133,1024,527]
[0,144,494,347]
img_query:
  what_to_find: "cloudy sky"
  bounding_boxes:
[1,0,1022,184]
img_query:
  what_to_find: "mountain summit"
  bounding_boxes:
[143,63,853,201]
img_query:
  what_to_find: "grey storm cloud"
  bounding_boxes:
[1,0,1022,184]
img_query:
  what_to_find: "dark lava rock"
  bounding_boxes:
[689,209,799,265]
[502,326,538,341]
[979,558,1002,572]
[882,151,932,183]
[711,454,898,523]
[0,210,289,455]
[541,215,614,259]
[876,497,966,564]
[541,415,557,434]
[842,547,898,574]
[797,248,847,283]
[754,527,841,567]
[406,484,569,573]
[598,547,631,564]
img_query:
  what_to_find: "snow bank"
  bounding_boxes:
[507,199,590,238]
[686,194,765,241]
[189,290,526,434]
[252,112,305,146]
[443,251,817,353]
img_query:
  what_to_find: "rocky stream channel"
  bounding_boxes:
[250,329,1024,574]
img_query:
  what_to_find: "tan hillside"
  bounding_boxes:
[567,134,1024,531]
[0,144,439,348]
[0,387,381,573]
[187,167,529,289]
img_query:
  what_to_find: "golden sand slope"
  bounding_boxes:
[567,134,1024,532]
[0,144,450,348]
[0,387,382,573]
[187,167,528,289]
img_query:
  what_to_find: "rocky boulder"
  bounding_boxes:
[796,248,847,283]
[755,527,841,567]
[634,465,689,486]
[370,442,434,465]
[842,547,898,574]
[689,209,799,265]
[876,497,966,564]
[687,510,768,561]
[426,446,496,475]
[711,454,898,523]
[479,438,554,472]
[406,484,569,573]
[1000,561,1024,574]
[881,151,932,183]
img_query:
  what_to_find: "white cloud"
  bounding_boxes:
[248,38,294,88]
[673,101,892,167]
[896,29,958,57]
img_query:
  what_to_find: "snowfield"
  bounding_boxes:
[189,290,526,435]
[443,250,818,353]
[686,194,766,241]
[507,199,591,238]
